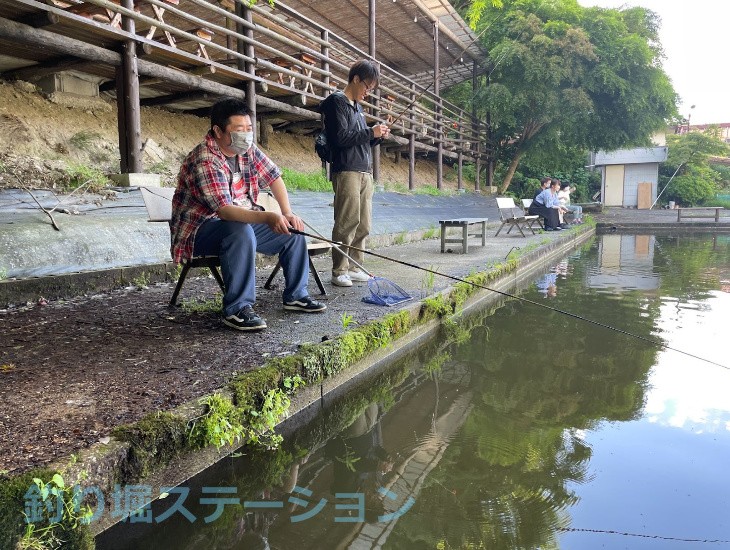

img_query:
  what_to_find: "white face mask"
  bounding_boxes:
[229,131,254,154]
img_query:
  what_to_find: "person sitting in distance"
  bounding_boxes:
[557,182,583,224]
[170,98,326,331]
[529,179,566,231]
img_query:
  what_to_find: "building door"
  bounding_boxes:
[603,165,624,206]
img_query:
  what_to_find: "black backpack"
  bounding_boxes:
[314,128,331,164]
[315,94,336,164]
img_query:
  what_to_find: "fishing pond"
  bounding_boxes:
[97,232,730,549]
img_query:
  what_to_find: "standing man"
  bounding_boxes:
[171,98,326,331]
[318,60,390,287]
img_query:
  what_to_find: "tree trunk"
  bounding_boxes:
[498,149,524,194]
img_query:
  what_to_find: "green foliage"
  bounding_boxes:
[394,231,407,245]
[69,131,102,151]
[422,267,436,295]
[132,272,150,290]
[341,312,355,329]
[147,161,171,174]
[0,267,7,281]
[422,226,439,239]
[661,133,730,206]
[180,294,223,314]
[667,165,719,206]
[16,473,95,550]
[709,197,730,209]
[711,164,730,190]
[459,0,677,192]
[189,394,246,450]
[242,376,304,448]
[422,295,453,320]
[384,181,409,193]
[414,185,451,196]
[281,167,332,192]
[64,162,110,192]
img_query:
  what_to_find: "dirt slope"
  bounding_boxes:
[0,79,464,190]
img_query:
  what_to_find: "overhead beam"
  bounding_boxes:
[140,91,214,107]
[0,16,319,119]
[1,56,87,81]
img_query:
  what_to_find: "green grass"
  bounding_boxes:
[385,181,410,193]
[414,185,452,196]
[705,197,730,209]
[281,168,332,192]
[69,131,102,150]
[422,225,439,239]
[64,162,110,192]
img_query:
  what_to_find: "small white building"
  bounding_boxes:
[590,146,668,208]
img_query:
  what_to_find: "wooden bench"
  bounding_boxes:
[439,218,488,254]
[677,206,726,222]
[495,197,539,237]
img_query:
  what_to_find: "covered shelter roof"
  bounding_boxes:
[267,0,488,89]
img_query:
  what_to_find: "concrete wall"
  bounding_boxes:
[623,163,658,207]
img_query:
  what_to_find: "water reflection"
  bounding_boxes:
[98,234,730,549]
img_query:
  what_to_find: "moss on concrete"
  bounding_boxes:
[111,411,188,480]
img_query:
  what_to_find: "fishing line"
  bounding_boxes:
[289,228,728,370]
[558,527,730,545]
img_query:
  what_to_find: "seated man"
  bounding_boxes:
[171,98,326,331]
[533,176,551,200]
[529,179,566,231]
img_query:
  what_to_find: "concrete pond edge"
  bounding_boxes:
[0,225,595,547]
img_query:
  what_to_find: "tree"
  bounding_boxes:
[660,132,730,206]
[464,0,677,193]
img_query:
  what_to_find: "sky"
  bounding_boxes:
[577,0,730,125]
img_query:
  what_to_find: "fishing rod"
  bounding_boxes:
[288,228,728,370]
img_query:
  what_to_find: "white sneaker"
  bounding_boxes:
[332,273,352,287]
[347,269,370,282]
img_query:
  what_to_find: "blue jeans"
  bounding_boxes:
[566,204,583,219]
[193,219,310,317]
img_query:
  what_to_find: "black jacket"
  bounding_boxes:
[319,91,382,174]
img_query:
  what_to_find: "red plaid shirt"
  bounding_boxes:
[170,132,282,263]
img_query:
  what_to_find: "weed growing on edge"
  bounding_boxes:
[19,473,94,550]
[340,312,355,329]
[167,263,183,283]
[132,272,150,290]
[0,267,7,281]
[422,225,439,239]
[394,231,407,245]
[422,266,436,295]
[244,375,304,449]
[190,394,246,450]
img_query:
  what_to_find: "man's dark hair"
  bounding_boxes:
[551,178,561,186]
[210,98,250,132]
[348,60,380,86]
[540,177,551,186]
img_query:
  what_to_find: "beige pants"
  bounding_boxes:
[331,171,373,276]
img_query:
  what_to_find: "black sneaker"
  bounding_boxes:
[283,296,327,313]
[223,305,267,331]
